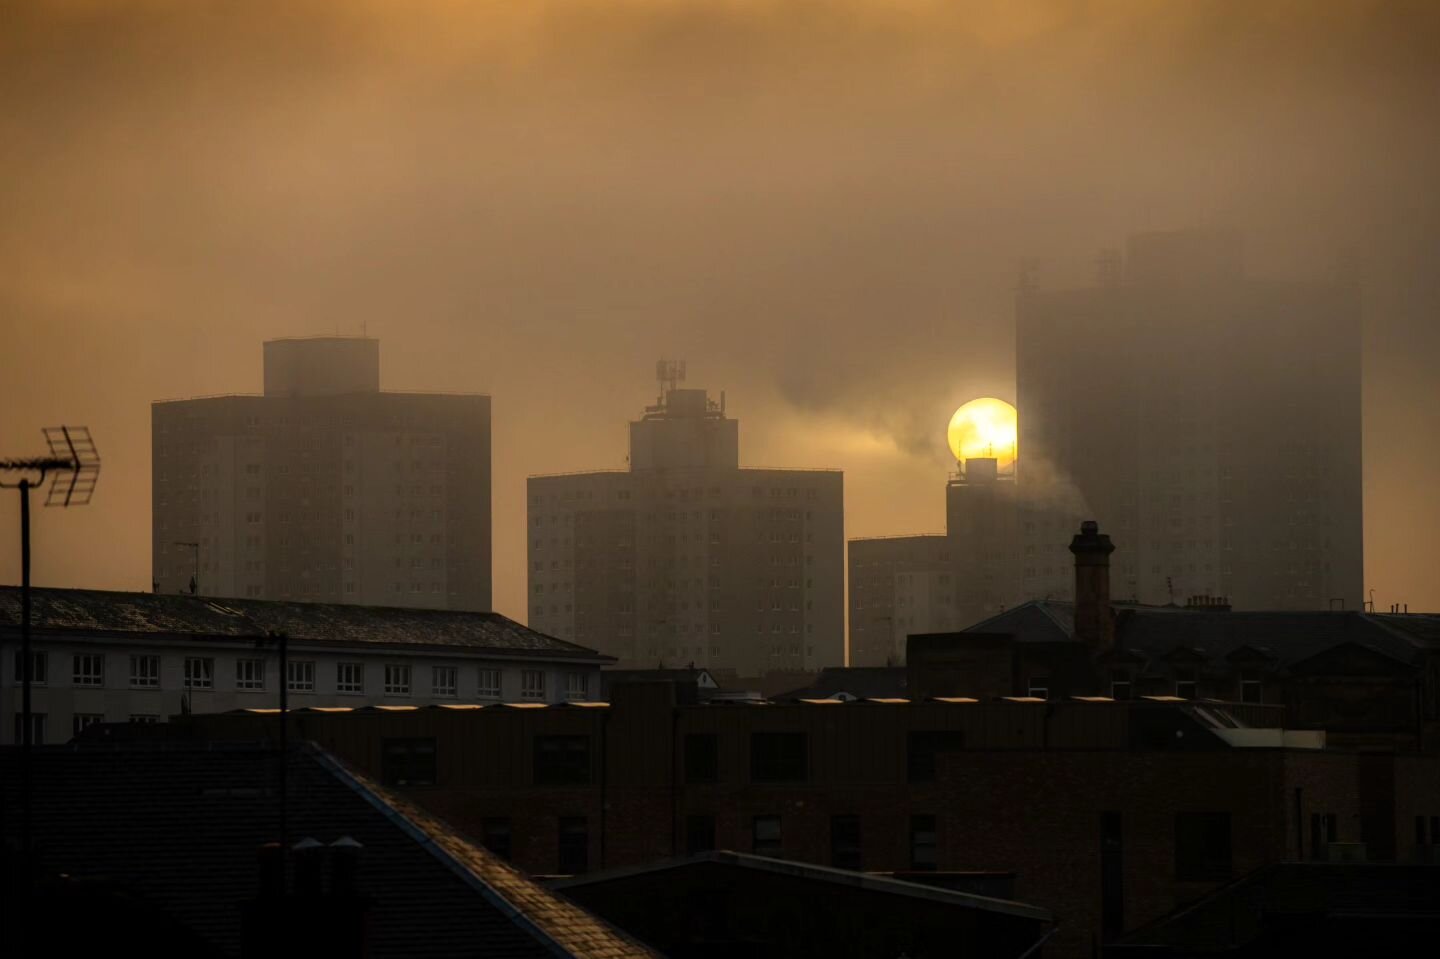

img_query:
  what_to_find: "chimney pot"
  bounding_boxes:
[330,836,364,897]
[293,837,325,897]
[256,842,284,898]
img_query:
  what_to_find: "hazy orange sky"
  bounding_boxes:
[2,1,1438,619]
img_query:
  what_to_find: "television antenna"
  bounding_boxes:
[656,359,686,397]
[0,425,102,877]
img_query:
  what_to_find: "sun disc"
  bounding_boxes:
[946,397,1017,469]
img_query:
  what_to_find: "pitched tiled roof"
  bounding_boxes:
[338,762,662,959]
[965,601,1433,671]
[0,586,610,660]
[0,742,654,958]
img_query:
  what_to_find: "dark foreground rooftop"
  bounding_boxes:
[550,849,1053,959]
[0,742,657,958]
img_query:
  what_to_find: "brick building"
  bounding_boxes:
[945,521,1440,755]
[168,682,1440,959]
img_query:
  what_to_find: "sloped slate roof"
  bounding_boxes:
[0,742,652,958]
[965,600,1431,671]
[0,586,609,660]
[355,769,662,959]
[551,850,1052,922]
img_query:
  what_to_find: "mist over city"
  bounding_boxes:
[2,3,1439,957]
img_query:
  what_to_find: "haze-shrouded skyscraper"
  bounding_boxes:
[528,365,844,676]
[152,337,491,610]
[1016,229,1363,610]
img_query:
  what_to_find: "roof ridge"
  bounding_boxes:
[306,744,660,959]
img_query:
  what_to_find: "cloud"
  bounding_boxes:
[1,0,1437,612]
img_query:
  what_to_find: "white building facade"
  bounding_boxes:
[1,587,611,745]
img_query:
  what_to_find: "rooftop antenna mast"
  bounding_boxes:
[0,425,101,885]
[656,359,686,404]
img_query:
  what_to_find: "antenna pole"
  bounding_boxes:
[0,426,102,890]
[19,477,33,874]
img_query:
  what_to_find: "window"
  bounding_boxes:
[534,735,590,785]
[184,657,214,689]
[521,669,545,701]
[831,815,862,870]
[384,664,411,696]
[337,662,364,694]
[381,737,437,786]
[1316,812,1337,851]
[287,660,315,693]
[752,815,782,857]
[72,713,103,738]
[129,714,160,724]
[1175,812,1232,880]
[686,814,716,855]
[1027,677,1050,700]
[1174,667,1197,700]
[73,654,104,687]
[558,817,588,874]
[1239,670,1263,704]
[685,733,719,783]
[564,671,589,701]
[908,731,966,783]
[750,732,807,783]
[1110,670,1132,701]
[477,668,501,699]
[13,651,47,685]
[910,815,938,871]
[130,655,160,688]
[432,666,458,698]
[236,659,265,691]
[482,818,512,861]
[13,712,46,745]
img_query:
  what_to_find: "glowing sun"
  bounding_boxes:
[946,397,1017,468]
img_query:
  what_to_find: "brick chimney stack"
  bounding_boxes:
[1069,521,1115,654]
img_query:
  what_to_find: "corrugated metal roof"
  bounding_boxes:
[0,586,611,660]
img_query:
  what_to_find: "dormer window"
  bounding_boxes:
[1174,667,1197,700]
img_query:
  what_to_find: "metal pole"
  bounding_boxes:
[19,478,32,874]
[278,632,288,857]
